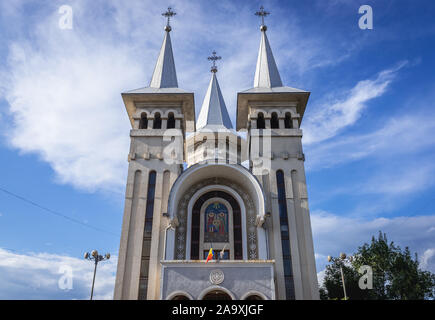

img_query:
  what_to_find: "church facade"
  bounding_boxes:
[114,7,319,300]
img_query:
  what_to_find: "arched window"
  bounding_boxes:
[257,113,265,129]
[244,294,264,300]
[202,290,232,300]
[167,112,175,129]
[139,113,148,129]
[171,295,190,300]
[191,191,242,260]
[284,112,293,129]
[276,170,295,300]
[271,112,279,129]
[153,113,162,129]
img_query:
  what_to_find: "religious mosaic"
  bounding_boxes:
[204,202,229,243]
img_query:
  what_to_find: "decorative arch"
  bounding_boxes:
[250,108,268,118]
[167,164,265,221]
[240,290,268,300]
[166,291,194,300]
[281,108,298,117]
[268,108,282,117]
[165,163,267,261]
[162,109,183,118]
[197,285,236,300]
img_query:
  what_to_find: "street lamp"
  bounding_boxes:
[84,250,110,300]
[327,253,353,300]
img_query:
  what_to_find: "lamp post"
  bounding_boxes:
[84,250,110,300]
[327,253,353,300]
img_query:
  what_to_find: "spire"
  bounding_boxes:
[197,51,233,130]
[149,7,178,89]
[253,6,283,88]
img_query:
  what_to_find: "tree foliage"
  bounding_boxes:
[320,232,435,300]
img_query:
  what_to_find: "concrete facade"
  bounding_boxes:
[114,12,319,300]
[160,261,275,300]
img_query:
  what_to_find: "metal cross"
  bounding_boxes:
[255,6,270,26]
[162,7,176,26]
[207,51,221,73]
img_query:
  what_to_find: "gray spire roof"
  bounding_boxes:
[197,72,233,130]
[253,29,283,88]
[149,30,178,89]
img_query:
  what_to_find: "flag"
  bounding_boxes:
[205,248,214,263]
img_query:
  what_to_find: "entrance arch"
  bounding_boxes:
[166,291,194,300]
[198,286,235,300]
[202,290,232,300]
[240,291,268,300]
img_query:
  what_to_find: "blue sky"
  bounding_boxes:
[0,0,435,299]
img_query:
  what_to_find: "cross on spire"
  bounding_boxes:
[207,51,221,73]
[162,7,176,31]
[255,6,270,30]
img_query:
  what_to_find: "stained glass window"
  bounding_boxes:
[204,202,229,243]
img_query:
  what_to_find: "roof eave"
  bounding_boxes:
[236,90,310,131]
[122,91,196,131]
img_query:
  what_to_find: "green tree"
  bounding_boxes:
[320,232,435,300]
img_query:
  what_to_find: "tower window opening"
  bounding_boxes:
[153,113,162,129]
[139,113,148,129]
[271,112,279,129]
[284,113,293,129]
[167,112,175,129]
[257,113,265,129]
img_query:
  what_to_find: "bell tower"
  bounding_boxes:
[114,8,195,300]
[236,6,319,300]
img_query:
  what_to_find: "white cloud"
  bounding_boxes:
[303,61,408,145]
[312,211,435,278]
[421,248,435,271]
[305,113,435,170]
[0,248,116,299]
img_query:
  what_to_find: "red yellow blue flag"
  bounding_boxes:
[205,248,214,263]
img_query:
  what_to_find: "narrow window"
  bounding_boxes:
[167,112,175,129]
[153,113,162,129]
[257,112,265,129]
[145,171,156,233]
[139,113,148,129]
[276,170,295,300]
[284,112,293,129]
[225,136,230,164]
[139,170,156,300]
[271,112,279,129]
